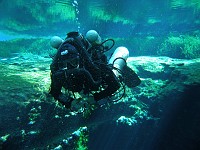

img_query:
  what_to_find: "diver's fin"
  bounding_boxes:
[122,65,141,88]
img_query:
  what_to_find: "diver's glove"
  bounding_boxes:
[58,93,74,109]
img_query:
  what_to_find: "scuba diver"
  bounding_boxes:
[49,30,141,110]
[85,30,141,101]
[85,30,121,102]
[49,32,102,108]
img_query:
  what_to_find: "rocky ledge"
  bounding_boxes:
[0,54,200,150]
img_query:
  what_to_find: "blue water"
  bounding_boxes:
[0,0,200,150]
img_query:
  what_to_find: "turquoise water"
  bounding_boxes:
[0,1,200,150]
[0,0,200,57]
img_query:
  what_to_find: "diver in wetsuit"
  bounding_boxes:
[85,30,141,101]
[85,30,121,102]
[49,32,101,108]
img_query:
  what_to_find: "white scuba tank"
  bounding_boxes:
[108,46,129,77]
[50,36,64,49]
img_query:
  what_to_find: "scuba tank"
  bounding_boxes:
[108,46,141,88]
[108,46,129,77]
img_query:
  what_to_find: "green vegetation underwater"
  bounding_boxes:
[0,0,200,149]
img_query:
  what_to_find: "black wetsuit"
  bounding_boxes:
[49,32,100,106]
[87,44,120,101]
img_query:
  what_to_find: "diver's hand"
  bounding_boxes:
[58,94,74,109]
